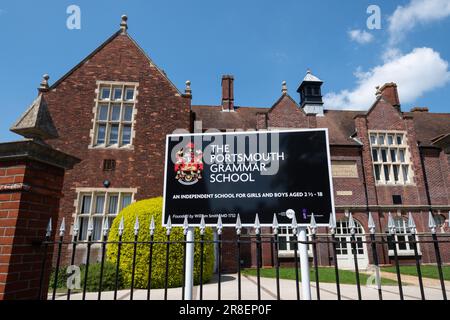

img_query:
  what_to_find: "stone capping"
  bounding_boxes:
[0,139,80,170]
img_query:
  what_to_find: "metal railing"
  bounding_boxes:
[36,212,448,301]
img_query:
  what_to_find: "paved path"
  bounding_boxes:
[50,273,449,300]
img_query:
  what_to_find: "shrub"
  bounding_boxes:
[106,197,214,289]
[49,261,123,292]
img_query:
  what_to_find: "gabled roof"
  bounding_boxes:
[48,30,182,95]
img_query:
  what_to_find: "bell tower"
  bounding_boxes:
[297,69,324,116]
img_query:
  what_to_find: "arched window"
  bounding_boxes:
[277,227,312,257]
[434,214,447,233]
[387,217,420,256]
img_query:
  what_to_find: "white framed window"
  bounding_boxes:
[75,189,135,241]
[387,218,420,256]
[91,82,138,148]
[277,227,312,257]
[369,131,413,185]
[335,219,366,256]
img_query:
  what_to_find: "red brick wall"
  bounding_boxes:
[0,160,65,300]
[266,95,309,128]
[42,33,191,264]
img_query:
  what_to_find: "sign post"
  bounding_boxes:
[298,227,311,300]
[184,227,195,300]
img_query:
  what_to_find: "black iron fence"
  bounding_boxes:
[34,212,449,301]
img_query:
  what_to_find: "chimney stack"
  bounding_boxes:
[221,75,234,112]
[376,82,400,108]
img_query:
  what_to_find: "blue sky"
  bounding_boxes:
[1,0,449,142]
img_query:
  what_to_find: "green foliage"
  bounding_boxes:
[106,197,214,289]
[50,261,123,292]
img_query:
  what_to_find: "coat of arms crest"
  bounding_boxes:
[174,142,203,185]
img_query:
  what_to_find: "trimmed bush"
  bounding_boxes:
[49,261,123,292]
[106,197,214,289]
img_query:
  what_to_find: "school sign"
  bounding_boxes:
[163,129,335,227]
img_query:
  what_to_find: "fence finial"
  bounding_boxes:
[291,214,298,236]
[46,218,52,238]
[134,216,140,236]
[200,215,206,235]
[348,212,356,235]
[150,216,155,236]
[368,212,376,234]
[118,216,125,236]
[236,214,242,235]
[329,214,336,234]
[310,213,317,235]
[217,215,223,236]
[254,214,261,235]
[102,216,109,236]
[183,216,189,236]
[73,216,80,237]
[428,211,436,234]
[387,212,396,234]
[272,214,279,235]
[166,216,172,236]
[87,217,94,237]
[407,212,416,234]
[59,217,66,237]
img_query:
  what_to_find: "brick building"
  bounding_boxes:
[11,16,450,270]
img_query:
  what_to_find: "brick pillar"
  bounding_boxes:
[0,140,79,300]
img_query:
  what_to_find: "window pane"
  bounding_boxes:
[390,149,397,162]
[402,165,409,182]
[381,149,388,162]
[98,105,108,121]
[121,194,132,209]
[383,165,390,181]
[108,195,119,214]
[123,105,133,121]
[122,125,131,145]
[111,104,121,121]
[113,87,122,100]
[96,125,106,144]
[393,165,400,182]
[370,135,377,145]
[396,135,403,145]
[78,217,89,241]
[92,217,103,241]
[399,149,406,163]
[125,88,135,101]
[100,87,111,100]
[378,135,385,145]
[95,195,105,214]
[278,237,287,251]
[109,125,119,144]
[388,135,394,145]
[372,149,378,162]
[397,235,407,250]
[374,165,381,181]
[81,195,92,214]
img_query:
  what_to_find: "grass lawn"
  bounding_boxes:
[381,265,450,281]
[242,267,398,285]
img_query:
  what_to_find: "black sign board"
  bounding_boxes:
[162,129,335,227]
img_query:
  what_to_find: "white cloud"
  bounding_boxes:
[324,47,450,110]
[348,29,374,44]
[389,0,450,44]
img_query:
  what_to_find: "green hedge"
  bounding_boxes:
[106,197,214,289]
[49,261,123,292]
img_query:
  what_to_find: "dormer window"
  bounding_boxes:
[91,82,138,148]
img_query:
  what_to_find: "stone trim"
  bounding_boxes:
[0,140,80,170]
